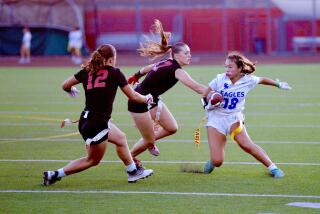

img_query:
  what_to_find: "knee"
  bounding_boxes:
[117,132,127,146]
[88,158,101,167]
[167,124,178,135]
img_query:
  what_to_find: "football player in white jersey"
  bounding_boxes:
[203,51,291,178]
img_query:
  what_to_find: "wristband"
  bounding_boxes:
[134,70,144,79]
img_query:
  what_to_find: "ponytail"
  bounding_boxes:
[82,44,116,74]
[138,19,173,60]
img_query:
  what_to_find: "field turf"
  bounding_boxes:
[0,64,319,213]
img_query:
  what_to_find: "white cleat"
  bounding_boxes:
[128,168,153,183]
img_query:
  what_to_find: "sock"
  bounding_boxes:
[126,162,137,173]
[268,164,277,171]
[57,168,66,178]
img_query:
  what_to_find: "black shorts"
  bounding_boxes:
[128,96,159,113]
[78,111,110,145]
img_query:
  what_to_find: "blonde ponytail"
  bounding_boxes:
[138,19,173,60]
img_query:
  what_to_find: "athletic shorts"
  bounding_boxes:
[78,110,110,145]
[23,42,31,49]
[206,111,244,136]
[128,96,159,113]
[68,42,82,49]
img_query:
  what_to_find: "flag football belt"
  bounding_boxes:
[230,121,243,142]
[193,116,207,148]
[153,100,163,131]
[154,100,163,123]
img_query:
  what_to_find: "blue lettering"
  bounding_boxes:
[221,91,245,98]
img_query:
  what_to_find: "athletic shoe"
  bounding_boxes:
[18,58,25,64]
[74,57,82,65]
[148,145,160,156]
[203,160,214,174]
[270,168,285,178]
[43,171,61,186]
[128,168,153,183]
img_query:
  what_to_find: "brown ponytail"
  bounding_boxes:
[227,51,256,74]
[138,19,173,60]
[82,44,116,74]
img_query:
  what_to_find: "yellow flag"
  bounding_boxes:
[193,116,208,149]
[194,128,201,148]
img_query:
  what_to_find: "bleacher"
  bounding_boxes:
[292,37,320,53]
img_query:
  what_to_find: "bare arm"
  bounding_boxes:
[175,68,207,95]
[121,84,147,103]
[62,75,79,92]
[259,77,292,90]
[127,63,156,84]
[62,75,80,97]
[139,63,156,75]
[258,77,278,87]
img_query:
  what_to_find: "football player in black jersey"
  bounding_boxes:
[43,44,154,185]
[127,19,206,165]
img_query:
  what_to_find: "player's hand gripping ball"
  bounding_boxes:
[206,91,223,110]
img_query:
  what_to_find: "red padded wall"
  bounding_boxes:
[84,7,287,53]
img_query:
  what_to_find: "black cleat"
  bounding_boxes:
[43,171,61,186]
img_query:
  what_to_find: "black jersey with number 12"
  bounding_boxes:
[74,66,128,119]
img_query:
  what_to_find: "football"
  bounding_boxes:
[207,91,223,106]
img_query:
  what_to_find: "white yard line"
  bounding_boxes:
[0,190,319,199]
[0,159,319,166]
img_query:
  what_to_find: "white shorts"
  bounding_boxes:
[22,42,31,49]
[206,111,244,136]
[69,41,82,49]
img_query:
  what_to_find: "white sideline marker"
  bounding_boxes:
[287,202,320,209]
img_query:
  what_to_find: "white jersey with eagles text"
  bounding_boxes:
[208,73,260,115]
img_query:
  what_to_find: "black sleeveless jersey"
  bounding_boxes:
[135,59,181,97]
[74,66,127,118]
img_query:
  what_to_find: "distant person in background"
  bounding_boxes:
[19,27,32,64]
[68,26,83,64]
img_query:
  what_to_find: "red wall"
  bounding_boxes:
[84,7,296,53]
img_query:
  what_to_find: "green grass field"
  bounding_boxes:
[0,64,319,213]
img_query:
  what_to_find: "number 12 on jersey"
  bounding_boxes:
[87,70,108,90]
